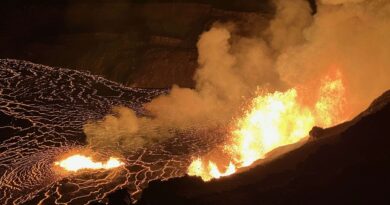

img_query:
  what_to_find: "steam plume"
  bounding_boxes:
[84,0,390,150]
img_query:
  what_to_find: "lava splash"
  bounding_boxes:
[55,154,124,172]
[0,60,222,204]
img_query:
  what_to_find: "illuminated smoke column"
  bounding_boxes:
[2,0,390,203]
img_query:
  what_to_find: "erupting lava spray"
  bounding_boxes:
[188,72,346,181]
[83,0,390,186]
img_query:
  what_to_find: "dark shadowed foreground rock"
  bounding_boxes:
[309,126,325,139]
[134,89,390,205]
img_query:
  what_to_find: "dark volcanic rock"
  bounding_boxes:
[107,189,133,205]
[309,126,325,139]
[136,90,390,205]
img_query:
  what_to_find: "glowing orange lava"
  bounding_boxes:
[54,154,124,172]
[188,71,347,181]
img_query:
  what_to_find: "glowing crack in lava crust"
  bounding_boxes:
[188,71,347,181]
[55,155,124,172]
[1,60,223,204]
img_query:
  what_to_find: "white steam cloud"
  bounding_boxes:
[84,0,390,150]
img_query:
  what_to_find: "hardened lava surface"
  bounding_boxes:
[0,59,224,205]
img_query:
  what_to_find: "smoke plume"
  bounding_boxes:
[84,0,390,151]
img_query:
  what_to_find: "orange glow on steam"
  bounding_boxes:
[188,71,347,181]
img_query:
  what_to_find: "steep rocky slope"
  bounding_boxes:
[135,89,390,205]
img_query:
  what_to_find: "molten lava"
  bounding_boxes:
[188,71,346,181]
[55,154,124,172]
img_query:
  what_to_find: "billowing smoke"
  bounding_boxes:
[84,0,390,151]
[277,0,390,115]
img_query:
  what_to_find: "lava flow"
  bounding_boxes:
[55,154,124,172]
[188,71,347,181]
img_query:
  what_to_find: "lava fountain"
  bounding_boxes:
[188,70,347,181]
[55,154,124,172]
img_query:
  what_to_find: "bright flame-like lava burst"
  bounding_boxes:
[55,154,124,172]
[188,71,347,181]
